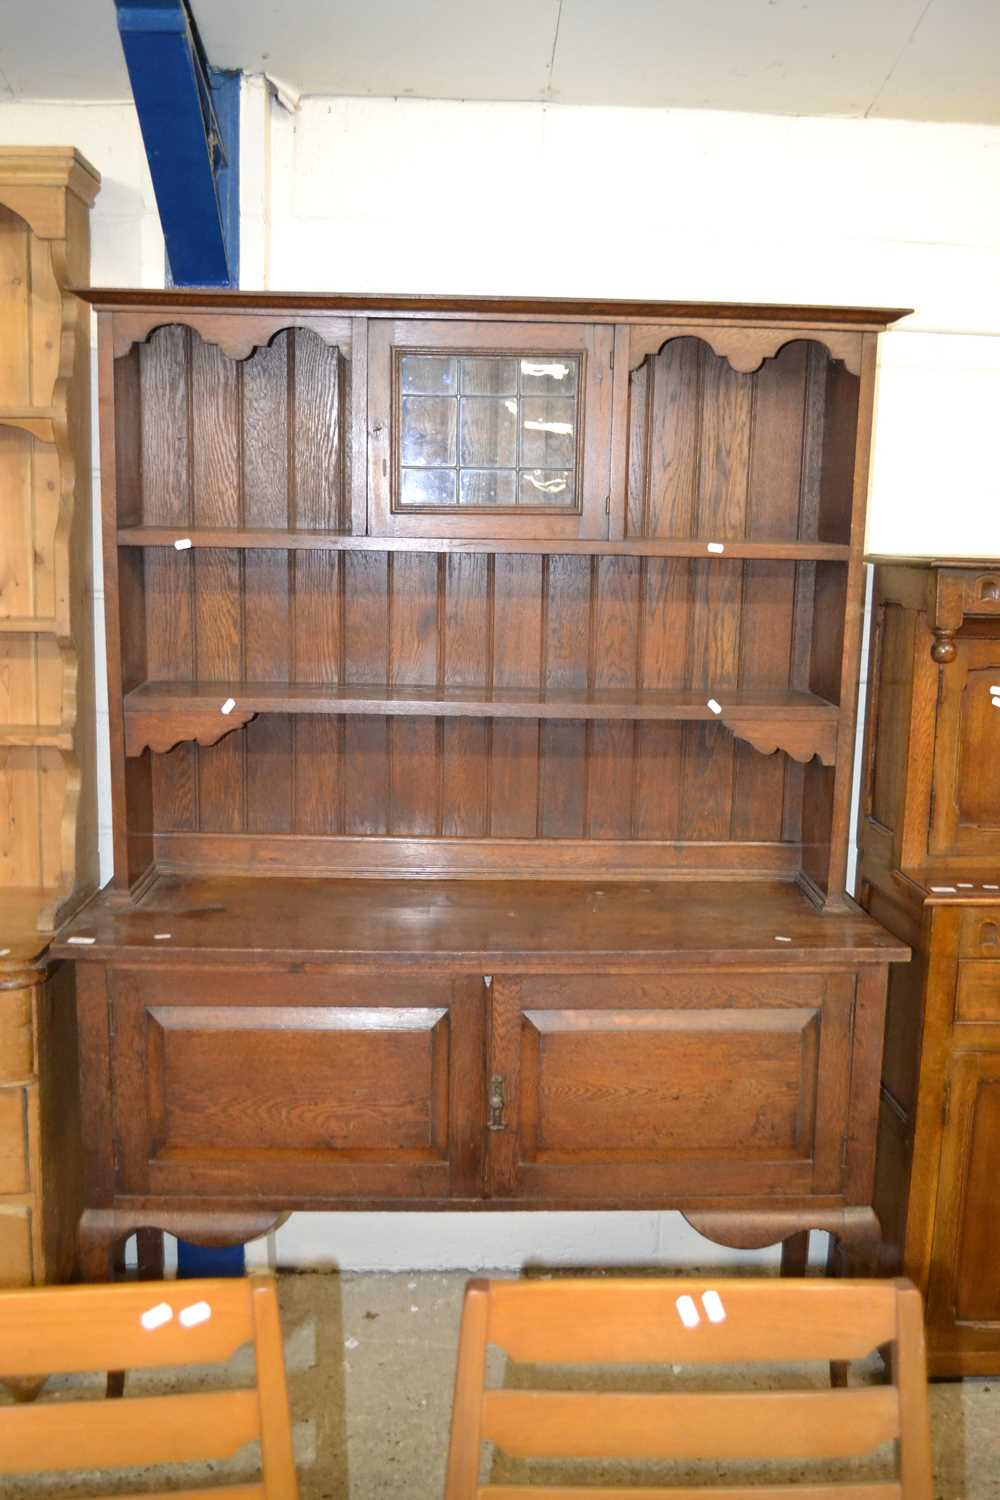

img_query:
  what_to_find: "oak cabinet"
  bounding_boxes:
[55,291,908,1281]
[862,558,1000,1374]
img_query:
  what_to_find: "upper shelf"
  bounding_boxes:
[124,681,840,766]
[116,527,850,562]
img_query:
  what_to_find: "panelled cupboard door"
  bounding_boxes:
[486,972,856,1203]
[367,320,613,537]
[108,968,486,1200]
[925,1051,1000,1360]
[929,639,1000,860]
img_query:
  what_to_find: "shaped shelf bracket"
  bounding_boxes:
[125,708,256,757]
[721,713,838,767]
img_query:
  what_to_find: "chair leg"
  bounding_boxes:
[780,1231,810,1278]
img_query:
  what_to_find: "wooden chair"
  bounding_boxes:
[445,1276,933,1500]
[0,1272,298,1499]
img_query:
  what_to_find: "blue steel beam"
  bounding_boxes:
[115,0,239,286]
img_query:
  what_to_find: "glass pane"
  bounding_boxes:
[460,396,518,467]
[401,467,457,505]
[519,469,575,506]
[400,355,458,395]
[519,357,578,397]
[401,396,457,466]
[520,397,576,469]
[460,357,518,395]
[460,469,517,506]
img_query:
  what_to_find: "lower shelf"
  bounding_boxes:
[122,680,840,766]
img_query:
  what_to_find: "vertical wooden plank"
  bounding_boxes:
[682,558,743,840]
[291,329,343,530]
[191,337,243,834]
[538,556,590,838]
[695,351,752,540]
[731,561,795,841]
[0,206,30,406]
[243,334,292,834]
[441,553,490,838]
[634,559,688,838]
[587,556,639,838]
[388,553,439,835]
[732,342,808,841]
[490,554,542,838]
[142,328,196,833]
[293,553,342,834]
[644,337,702,538]
[342,552,390,834]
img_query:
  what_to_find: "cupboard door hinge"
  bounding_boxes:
[605,495,611,515]
[942,1081,951,1128]
[488,1074,507,1131]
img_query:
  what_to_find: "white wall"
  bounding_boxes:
[4,84,998,1271]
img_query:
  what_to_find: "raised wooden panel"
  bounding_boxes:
[926,1053,1000,1349]
[108,968,485,1199]
[487,972,855,1202]
[0,203,61,410]
[929,641,1000,860]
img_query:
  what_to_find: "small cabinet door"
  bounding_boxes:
[486,971,856,1204]
[929,639,1000,860]
[925,1051,1000,1364]
[108,967,485,1201]
[367,319,613,538]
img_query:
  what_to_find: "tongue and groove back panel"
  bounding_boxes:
[110,317,857,882]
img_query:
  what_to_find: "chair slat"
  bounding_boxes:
[89,1489,266,1500]
[478,1487,904,1500]
[480,1388,900,1461]
[0,1278,255,1376]
[486,1280,898,1365]
[0,1389,261,1473]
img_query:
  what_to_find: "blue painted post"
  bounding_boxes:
[115,0,239,286]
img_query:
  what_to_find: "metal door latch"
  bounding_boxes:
[488,1074,506,1131]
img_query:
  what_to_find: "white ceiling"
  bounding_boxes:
[1,0,999,124]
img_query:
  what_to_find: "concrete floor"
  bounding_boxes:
[4,1269,1000,1497]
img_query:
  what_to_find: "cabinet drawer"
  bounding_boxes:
[957,963,1000,1023]
[958,568,1000,616]
[488,971,857,1203]
[108,967,485,1200]
[959,910,1000,958]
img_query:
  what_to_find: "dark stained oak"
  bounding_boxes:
[116,527,851,560]
[60,291,906,1273]
[861,558,1000,1376]
[53,874,907,969]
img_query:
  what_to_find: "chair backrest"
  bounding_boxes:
[0,1272,298,1500]
[444,1276,933,1500]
